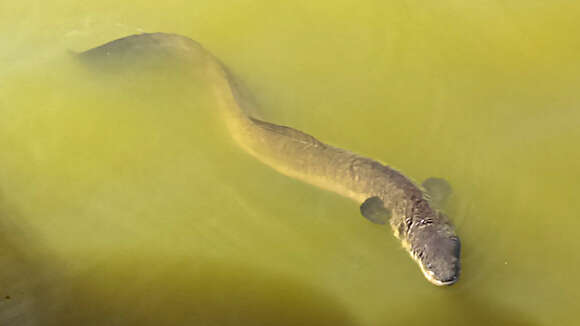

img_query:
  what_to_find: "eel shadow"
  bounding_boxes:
[0,191,355,325]
[31,255,357,326]
[0,192,63,325]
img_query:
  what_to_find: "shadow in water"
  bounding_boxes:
[0,192,62,325]
[0,187,356,325]
[30,256,357,326]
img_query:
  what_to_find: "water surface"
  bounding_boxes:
[1,1,579,325]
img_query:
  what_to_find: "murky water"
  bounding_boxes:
[1,1,580,325]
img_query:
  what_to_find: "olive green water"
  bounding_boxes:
[1,1,580,325]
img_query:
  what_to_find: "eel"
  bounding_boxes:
[77,33,461,286]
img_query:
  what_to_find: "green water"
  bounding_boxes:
[1,1,580,325]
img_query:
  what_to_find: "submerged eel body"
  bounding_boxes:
[79,33,461,286]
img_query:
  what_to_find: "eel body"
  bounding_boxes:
[78,33,461,286]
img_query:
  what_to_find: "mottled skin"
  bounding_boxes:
[78,33,460,286]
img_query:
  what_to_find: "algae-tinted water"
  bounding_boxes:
[1,1,579,325]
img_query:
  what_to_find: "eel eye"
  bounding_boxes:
[420,218,433,225]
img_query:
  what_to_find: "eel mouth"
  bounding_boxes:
[405,223,461,286]
[418,263,458,286]
[408,237,461,287]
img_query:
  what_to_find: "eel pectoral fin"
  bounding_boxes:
[422,177,452,209]
[360,197,391,225]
